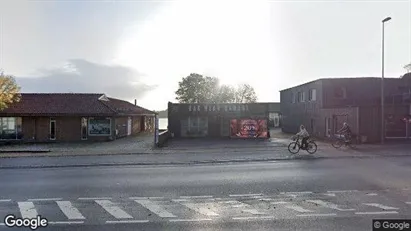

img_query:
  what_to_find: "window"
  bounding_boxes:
[291,93,295,103]
[181,116,208,137]
[296,91,306,102]
[309,89,317,101]
[50,118,56,140]
[334,87,347,98]
[0,117,22,140]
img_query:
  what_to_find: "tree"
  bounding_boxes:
[233,84,258,103]
[175,73,258,103]
[405,63,411,73]
[0,71,21,111]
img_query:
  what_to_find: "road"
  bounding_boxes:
[0,155,411,230]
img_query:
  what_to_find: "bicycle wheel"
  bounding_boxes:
[288,142,300,154]
[306,141,317,154]
[332,139,343,148]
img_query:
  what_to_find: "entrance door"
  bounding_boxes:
[50,118,56,140]
[127,117,132,136]
[81,118,88,140]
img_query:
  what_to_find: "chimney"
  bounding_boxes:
[134,99,137,105]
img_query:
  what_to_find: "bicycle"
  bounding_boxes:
[331,133,358,149]
[288,135,317,154]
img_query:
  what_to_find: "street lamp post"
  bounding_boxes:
[381,16,391,144]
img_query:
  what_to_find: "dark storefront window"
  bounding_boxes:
[0,117,22,140]
[181,117,208,137]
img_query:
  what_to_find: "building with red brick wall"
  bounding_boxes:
[0,93,156,143]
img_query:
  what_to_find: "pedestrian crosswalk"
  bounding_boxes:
[0,189,410,225]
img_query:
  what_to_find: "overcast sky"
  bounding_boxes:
[0,0,410,110]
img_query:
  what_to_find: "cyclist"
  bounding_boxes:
[337,122,352,143]
[296,125,310,149]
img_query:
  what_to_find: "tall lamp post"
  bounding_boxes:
[381,16,391,144]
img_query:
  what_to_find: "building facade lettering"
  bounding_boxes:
[188,104,249,112]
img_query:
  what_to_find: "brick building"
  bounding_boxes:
[0,93,155,143]
[280,73,411,143]
[167,102,280,138]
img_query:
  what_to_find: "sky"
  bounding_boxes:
[0,0,410,111]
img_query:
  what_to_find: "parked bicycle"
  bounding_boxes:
[331,133,358,149]
[288,135,317,154]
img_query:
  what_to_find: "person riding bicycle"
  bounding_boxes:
[296,125,310,149]
[337,122,352,143]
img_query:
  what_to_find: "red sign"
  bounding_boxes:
[230,119,268,138]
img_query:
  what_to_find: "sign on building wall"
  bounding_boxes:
[230,119,268,138]
[88,118,111,136]
[188,104,249,112]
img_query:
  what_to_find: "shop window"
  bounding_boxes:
[181,117,208,137]
[0,117,22,140]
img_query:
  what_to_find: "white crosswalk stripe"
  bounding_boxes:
[18,202,38,218]
[306,200,355,211]
[134,199,177,218]
[173,200,219,216]
[56,201,85,220]
[362,203,399,210]
[285,205,313,213]
[95,200,133,219]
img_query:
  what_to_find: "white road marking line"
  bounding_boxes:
[366,193,378,196]
[49,221,85,225]
[134,199,177,218]
[323,193,336,197]
[173,200,219,216]
[129,197,164,200]
[0,199,11,202]
[362,203,399,210]
[169,218,213,222]
[327,190,358,193]
[232,216,277,220]
[0,223,4,226]
[406,202,411,205]
[281,191,312,194]
[306,200,355,211]
[28,198,62,201]
[297,213,337,217]
[95,200,133,219]
[270,201,289,205]
[56,201,85,220]
[242,209,267,215]
[285,205,313,213]
[225,200,266,214]
[355,211,398,215]
[172,199,188,202]
[180,195,213,199]
[78,197,111,200]
[259,198,274,202]
[18,202,38,219]
[229,194,263,197]
[106,220,149,224]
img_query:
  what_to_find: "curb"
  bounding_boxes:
[0,150,51,153]
[1,154,410,169]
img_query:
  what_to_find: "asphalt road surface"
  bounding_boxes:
[0,155,411,231]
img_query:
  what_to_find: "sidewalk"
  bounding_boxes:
[0,129,410,160]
